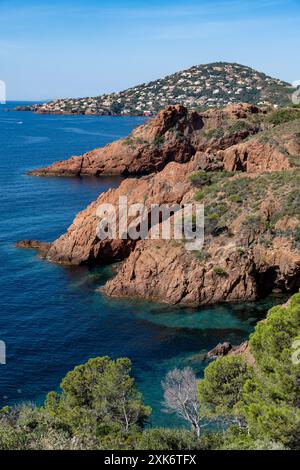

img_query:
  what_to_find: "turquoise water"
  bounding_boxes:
[0,102,284,427]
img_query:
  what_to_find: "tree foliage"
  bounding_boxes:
[44,356,151,436]
[198,293,300,448]
[198,356,253,423]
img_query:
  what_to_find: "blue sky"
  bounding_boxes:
[1,0,300,100]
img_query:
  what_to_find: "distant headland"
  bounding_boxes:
[14,62,294,116]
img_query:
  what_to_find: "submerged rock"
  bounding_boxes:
[16,240,51,255]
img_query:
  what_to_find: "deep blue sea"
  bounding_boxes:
[0,102,284,427]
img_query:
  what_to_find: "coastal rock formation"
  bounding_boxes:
[195,118,300,173]
[40,161,194,265]
[103,236,300,305]
[28,104,264,177]
[20,161,300,305]
[103,171,300,305]
[102,239,258,305]
[207,341,256,366]
[18,103,300,307]
[15,240,51,255]
[207,342,233,358]
[217,119,300,172]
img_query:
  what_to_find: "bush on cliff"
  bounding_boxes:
[136,428,203,450]
[266,108,300,125]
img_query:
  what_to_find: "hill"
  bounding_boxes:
[18,62,294,116]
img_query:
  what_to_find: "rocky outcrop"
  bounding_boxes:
[196,118,300,173]
[16,240,51,256]
[103,235,300,305]
[27,104,300,178]
[20,162,300,306]
[103,235,300,307]
[28,104,264,177]
[102,238,258,305]
[207,342,233,358]
[14,104,42,112]
[216,139,292,173]
[18,103,300,307]
[102,170,300,305]
[40,162,194,265]
[207,341,256,366]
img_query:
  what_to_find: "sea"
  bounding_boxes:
[0,102,284,427]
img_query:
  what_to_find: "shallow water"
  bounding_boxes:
[0,102,285,427]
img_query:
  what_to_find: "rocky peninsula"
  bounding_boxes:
[19,103,300,306]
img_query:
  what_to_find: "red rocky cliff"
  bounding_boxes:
[28,104,264,177]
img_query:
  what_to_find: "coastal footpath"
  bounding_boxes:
[19,103,300,306]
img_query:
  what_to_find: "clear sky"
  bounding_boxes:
[1,0,300,100]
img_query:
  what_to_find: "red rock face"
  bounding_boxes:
[45,162,193,265]
[28,104,264,177]
[217,140,292,172]
[102,229,300,306]
[102,239,258,306]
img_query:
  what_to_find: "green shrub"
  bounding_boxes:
[204,128,224,140]
[136,428,202,450]
[266,108,300,125]
[189,170,212,187]
[242,214,262,228]
[295,228,300,242]
[213,266,227,276]
[153,134,165,148]
[230,194,243,203]
[227,120,253,135]
[192,250,209,262]
[123,137,136,148]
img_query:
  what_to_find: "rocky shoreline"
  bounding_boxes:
[18,103,300,307]
[14,104,43,113]
[207,341,255,366]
